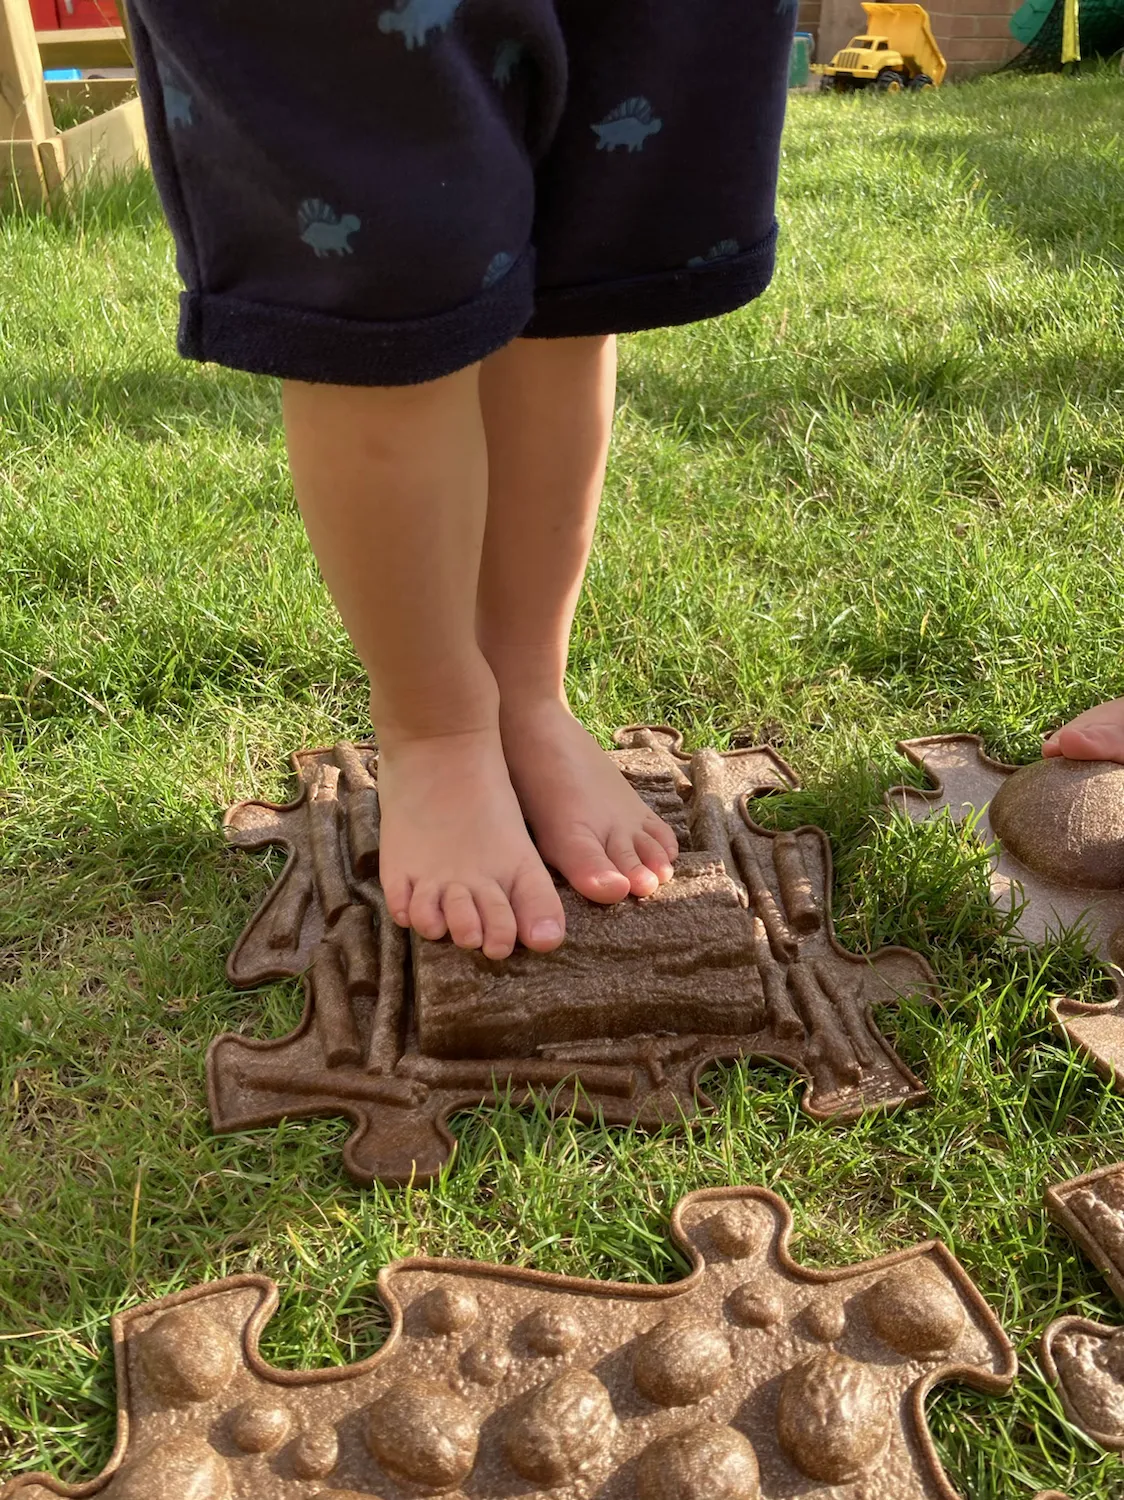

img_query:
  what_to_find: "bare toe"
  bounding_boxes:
[408,885,449,943]
[607,832,660,898]
[442,883,484,950]
[546,827,631,904]
[476,881,518,961]
[635,831,675,883]
[645,816,679,863]
[383,875,413,927]
[1055,724,1124,762]
[510,866,566,952]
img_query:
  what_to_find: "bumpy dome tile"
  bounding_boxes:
[990,759,1124,891]
[1044,1162,1124,1452]
[1,1187,1017,1500]
[365,1379,477,1487]
[636,1424,760,1500]
[290,1425,339,1479]
[229,1399,291,1453]
[503,1368,617,1484]
[633,1319,733,1406]
[868,1262,966,1356]
[776,1352,890,1482]
[888,734,1124,1093]
[108,1435,230,1500]
[138,1308,238,1405]
[420,1284,478,1334]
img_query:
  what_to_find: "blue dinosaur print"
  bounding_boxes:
[377,0,462,50]
[482,251,515,289]
[492,39,525,86]
[156,63,194,128]
[591,97,662,153]
[688,239,741,268]
[298,199,361,257]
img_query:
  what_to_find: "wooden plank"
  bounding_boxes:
[47,77,136,112]
[0,136,47,203]
[54,93,147,185]
[37,131,64,194]
[36,25,131,68]
[1,0,55,141]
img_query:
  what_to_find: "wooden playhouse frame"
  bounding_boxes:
[0,0,146,205]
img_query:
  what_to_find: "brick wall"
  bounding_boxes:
[928,0,1022,72]
[804,0,1022,75]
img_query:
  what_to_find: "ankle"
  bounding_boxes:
[498,691,571,728]
[372,674,501,751]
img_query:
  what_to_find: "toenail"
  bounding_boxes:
[530,920,563,944]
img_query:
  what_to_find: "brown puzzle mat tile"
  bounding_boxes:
[886,736,1124,1090]
[1,1185,1019,1500]
[212,727,939,1185]
[1043,1161,1124,1450]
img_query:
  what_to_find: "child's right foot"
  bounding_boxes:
[1043,697,1124,763]
[376,727,566,960]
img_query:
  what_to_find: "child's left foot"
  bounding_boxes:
[501,701,678,904]
[1043,697,1124,762]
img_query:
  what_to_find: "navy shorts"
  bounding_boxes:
[127,0,797,386]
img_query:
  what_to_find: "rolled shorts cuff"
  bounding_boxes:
[525,224,779,340]
[176,250,537,386]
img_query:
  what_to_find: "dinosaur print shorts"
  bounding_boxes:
[127,0,798,386]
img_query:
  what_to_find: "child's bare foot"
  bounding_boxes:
[500,701,678,904]
[377,727,566,960]
[1043,697,1124,763]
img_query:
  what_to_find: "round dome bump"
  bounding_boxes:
[112,1435,231,1500]
[776,1352,890,1483]
[460,1340,511,1387]
[866,1262,966,1357]
[636,1424,761,1500]
[726,1286,784,1328]
[633,1319,733,1407]
[989,758,1124,890]
[137,1309,238,1405]
[367,1379,478,1488]
[803,1299,846,1343]
[503,1369,617,1484]
[421,1284,479,1335]
[708,1204,771,1258]
[524,1307,583,1356]
[230,1400,292,1453]
[291,1426,340,1480]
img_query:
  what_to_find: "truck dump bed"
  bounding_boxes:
[860,1,948,82]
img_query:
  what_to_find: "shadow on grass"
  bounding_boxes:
[916,126,1124,271]
[0,364,280,445]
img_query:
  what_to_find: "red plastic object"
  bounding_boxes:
[29,0,60,31]
[57,0,121,26]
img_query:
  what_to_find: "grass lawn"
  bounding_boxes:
[3,65,1124,1499]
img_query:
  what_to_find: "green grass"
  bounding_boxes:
[2,66,1124,1498]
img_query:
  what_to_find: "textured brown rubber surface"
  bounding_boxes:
[887,736,1124,1091]
[211,727,939,1185]
[0,1186,1018,1500]
[1043,1162,1124,1450]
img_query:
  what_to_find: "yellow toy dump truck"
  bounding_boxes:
[815,2,947,91]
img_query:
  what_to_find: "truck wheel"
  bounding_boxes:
[875,68,905,91]
[909,72,935,90]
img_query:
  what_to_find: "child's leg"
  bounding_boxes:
[1043,699,1124,761]
[478,337,677,902]
[283,373,566,960]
